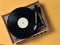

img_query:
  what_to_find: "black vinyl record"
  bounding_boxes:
[7,7,36,39]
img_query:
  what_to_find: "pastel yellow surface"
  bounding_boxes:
[0,0,60,45]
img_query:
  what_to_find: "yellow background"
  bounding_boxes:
[0,0,60,45]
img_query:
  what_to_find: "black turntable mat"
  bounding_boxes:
[7,7,36,39]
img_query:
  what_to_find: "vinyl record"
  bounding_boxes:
[7,7,36,39]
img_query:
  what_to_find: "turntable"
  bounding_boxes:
[2,1,49,43]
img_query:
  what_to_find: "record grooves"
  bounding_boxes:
[7,7,36,39]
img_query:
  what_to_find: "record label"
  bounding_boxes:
[17,17,29,29]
